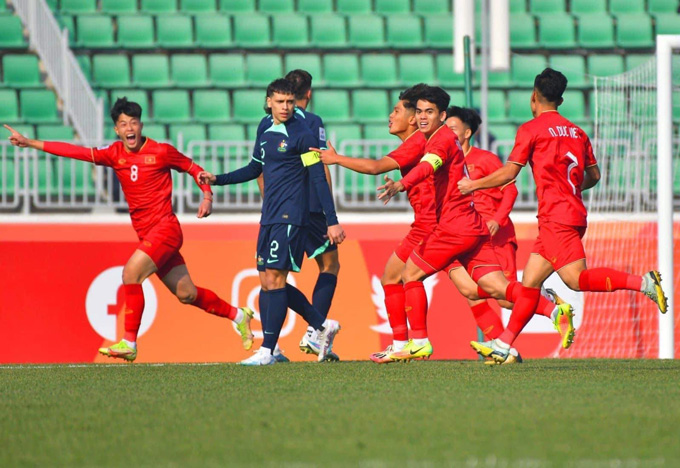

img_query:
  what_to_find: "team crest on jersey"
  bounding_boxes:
[118,158,126,164]
[319,127,326,141]
[257,255,264,266]
[467,164,475,173]
[145,156,156,164]
[277,140,288,152]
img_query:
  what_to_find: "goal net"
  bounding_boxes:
[555,55,679,358]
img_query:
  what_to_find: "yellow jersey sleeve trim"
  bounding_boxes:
[421,153,443,171]
[508,160,525,167]
[586,163,598,168]
[90,148,95,164]
[301,150,321,167]
[499,179,516,191]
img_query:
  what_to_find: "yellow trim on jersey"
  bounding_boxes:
[421,153,443,171]
[499,179,516,191]
[301,150,321,167]
[90,148,96,164]
[508,160,525,167]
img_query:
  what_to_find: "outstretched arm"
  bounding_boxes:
[312,140,398,175]
[458,162,522,194]
[198,159,263,186]
[5,124,94,163]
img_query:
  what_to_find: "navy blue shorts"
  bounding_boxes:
[304,212,338,259]
[257,224,307,273]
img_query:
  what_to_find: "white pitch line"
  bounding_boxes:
[0,362,228,370]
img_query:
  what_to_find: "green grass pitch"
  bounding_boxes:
[2,359,679,467]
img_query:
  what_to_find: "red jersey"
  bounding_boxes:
[43,138,209,237]
[401,125,487,236]
[509,111,597,227]
[384,131,436,228]
[466,146,517,246]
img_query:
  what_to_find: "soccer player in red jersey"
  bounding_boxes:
[459,68,668,363]
[314,84,433,362]
[4,98,255,362]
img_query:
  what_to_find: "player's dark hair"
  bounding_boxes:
[399,83,428,111]
[534,68,568,103]
[264,78,296,114]
[446,106,482,135]
[110,97,142,124]
[416,85,450,113]
[285,69,313,101]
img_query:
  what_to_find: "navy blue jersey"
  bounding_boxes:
[216,114,338,227]
[295,108,328,213]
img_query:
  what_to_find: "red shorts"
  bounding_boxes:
[138,218,186,278]
[410,227,501,281]
[533,221,586,271]
[394,224,434,263]
[448,240,517,282]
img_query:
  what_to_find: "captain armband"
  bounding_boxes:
[421,153,443,171]
[301,150,321,167]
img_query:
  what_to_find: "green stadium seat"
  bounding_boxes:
[220,0,255,14]
[153,90,190,123]
[76,15,114,48]
[76,54,91,80]
[180,0,217,13]
[0,90,20,123]
[348,15,385,48]
[245,54,282,86]
[284,54,323,85]
[233,90,268,123]
[259,0,294,13]
[577,13,615,48]
[208,124,245,141]
[209,54,246,87]
[655,14,680,35]
[325,123,362,144]
[569,0,606,16]
[510,13,537,49]
[0,16,27,48]
[93,55,130,87]
[625,54,652,70]
[234,14,271,47]
[529,0,565,15]
[56,15,76,45]
[490,124,517,144]
[413,0,450,15]
[44,0,59,9]
[142,124,167,141]
[272,14,309,48]
[298,0,333,14]
[507,90,534,123]
[7,125,34,140]
[352,90,388,122]
[616,14,653,48]
[472,90,506,122]
[386,15,423,49]
[140,0,177,13]
[375,0,410,14]
[21,90,59,123]
[447,90,467,108]
[170,55,209,88]
[157,15,194,48]
[538,13,576,49]
[559,90,587,123]
[435,55,464,88]
[169,124,207,146]
[194,90,230,123]
[549,55,587,88]
[511,55,547,87]
[361,54,398,88]
[423,15,452,48]
[117,16,155,49]
[399,54,435,86]
[195,15,232,48]
[110,89,149,118]
[609,0,645,15]
[101,0,137,13]
[489,69,512,88]
[0,1,6,11]
[322,54,360,86]
[3,55,41,88]
[510,0,527,13]
[36,125,74,141]
[310,15,347,48]
[337,0,372,14]
[246,123,262,140]
[133,55,170,88]
[587,54,624,79]
[362,123,390,139]
[60,0,96,14]
[649,0,679,14]
[312,90,351,123]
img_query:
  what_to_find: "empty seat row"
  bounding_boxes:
[0,15,27,49]
[62,13,453,49]
[82,52,653,92]
[3,124,75,141]
[0,89,60,124]
[0,55,43,88]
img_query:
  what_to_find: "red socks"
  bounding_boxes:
[470,302,503,339]
[193,287,238,321]
[498,286,540,345]
[383,283,408,341]
[505,281,553,318]
[404,281,428,339]
[476,285,493,299]
[123,284,144,342]
[578,268,642,292]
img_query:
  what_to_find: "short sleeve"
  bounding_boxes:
[91,144,115,166]
[387,136,421,168]
[424,135,449,164]
[583,133,597,167]
[508,124,534,166]
[163,143,194,172]
[298,132,318,156]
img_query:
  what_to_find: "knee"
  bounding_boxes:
[381,271,401,286]
[564,276,581,291]
[121,268,143,285]
[176,285,197,304]
[321,260,340,276]
[497,299,513,309]
[457,283,477,300]
[402,271,420,284]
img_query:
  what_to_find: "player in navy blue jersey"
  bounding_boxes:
[199,79,344,366]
